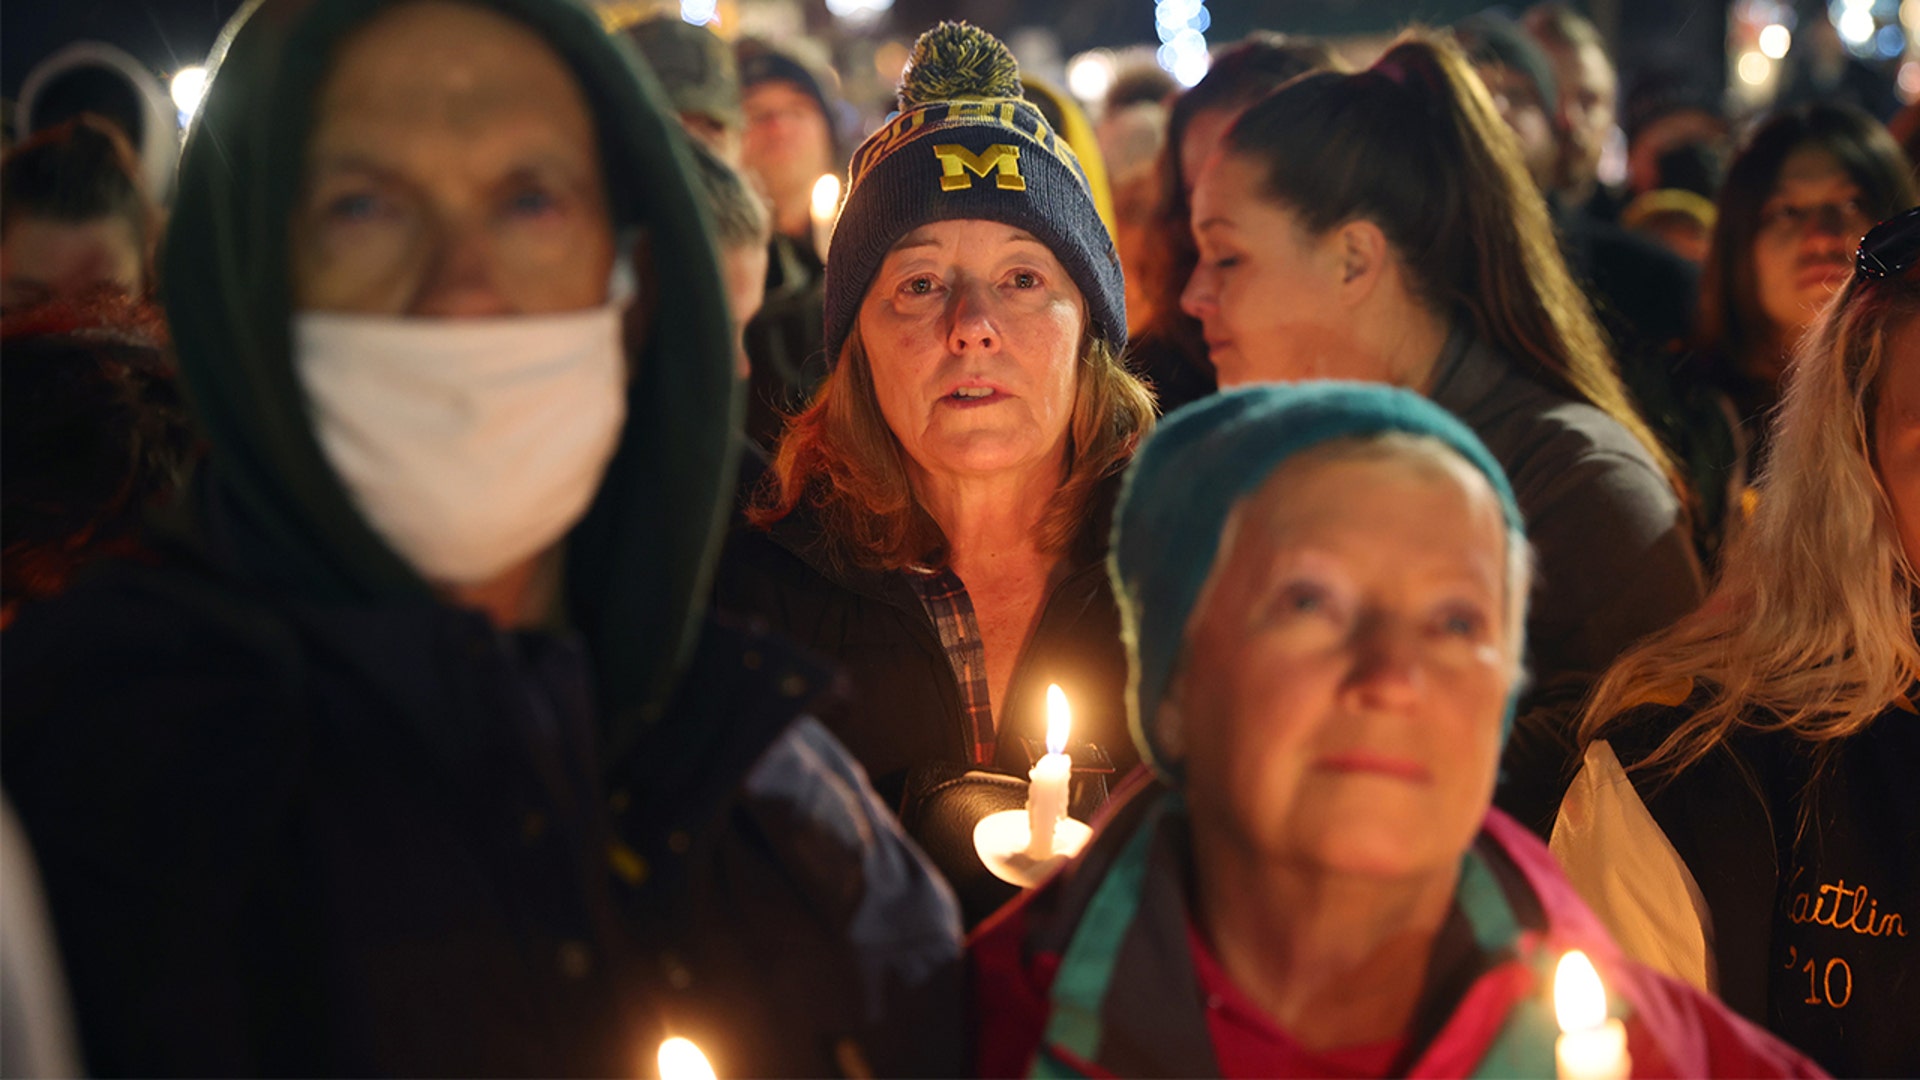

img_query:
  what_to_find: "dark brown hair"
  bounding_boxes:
[1697,102,1917,371]
[1137,34,1339,381]
[1,114,156,289]
[1,295,194,625]
[1224,30,1680,493]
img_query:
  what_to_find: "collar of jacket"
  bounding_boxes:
[759,469,1127,606]
[167,473,828,826]
[1424,319,1506,419]
[1012,784,1659,1078]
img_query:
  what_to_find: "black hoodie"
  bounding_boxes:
[1,0,961,1074]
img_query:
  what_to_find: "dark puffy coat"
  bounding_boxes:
[0,0,964,1073]
[713,478,1137,813]
[0,500,963,1078]
[1433,325,1706,835]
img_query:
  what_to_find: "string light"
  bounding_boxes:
[1154,0,1210,87]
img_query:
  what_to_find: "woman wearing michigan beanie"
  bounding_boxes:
[969,382,1819,1078]
[716,25,1155,835]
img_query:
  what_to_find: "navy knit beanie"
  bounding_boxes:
[1110,383,1528,781]
[822,22,1125,363]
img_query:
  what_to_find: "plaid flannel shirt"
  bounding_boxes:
[907,564,996,765]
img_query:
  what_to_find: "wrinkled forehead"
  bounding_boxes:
[308,1,598,153]
[1233,435,1509,547]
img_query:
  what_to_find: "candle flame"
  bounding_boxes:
[1045,683,1072,756]
[1554,950,1607,1034]
[658,1036,717,1080]
[810,173,841,220]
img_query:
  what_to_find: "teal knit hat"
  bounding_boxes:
[1110,383,1528,780]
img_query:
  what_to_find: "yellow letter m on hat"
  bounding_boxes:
[933,143,1026,192]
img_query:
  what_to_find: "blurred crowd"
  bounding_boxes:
[1,0,1916,1077]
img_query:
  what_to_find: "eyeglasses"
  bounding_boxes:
[1855,205,1920,281]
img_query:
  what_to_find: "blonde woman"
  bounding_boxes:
[1552,206,1920,1078]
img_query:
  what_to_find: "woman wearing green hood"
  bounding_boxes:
[0,1,961,1075]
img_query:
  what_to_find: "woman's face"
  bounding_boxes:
[1751,145,1874,352]
[1874,315,1920,570]
[1178,105,1242,199]
[290,0,615,316]
[1173,446,1515,879]
[1182,151,1371,387]
[857,219,1084,481]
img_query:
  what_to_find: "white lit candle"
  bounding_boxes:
[657,1036,717,1080]
[1555,951,1630,1080]
[809,173,841,263]
[1025,684,1073,858]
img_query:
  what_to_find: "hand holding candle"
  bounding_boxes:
[1025,684,1073,858]
[1555,950,1630,1080]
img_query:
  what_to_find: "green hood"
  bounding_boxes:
[163,0,740,758]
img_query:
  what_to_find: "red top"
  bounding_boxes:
[969,802,1826,1079]
[1187,919,1404,1078]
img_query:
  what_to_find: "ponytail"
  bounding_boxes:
[1224,31,1685,502]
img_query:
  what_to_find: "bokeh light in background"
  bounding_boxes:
[824,0,893,21]
[169,64,208,127]
[1758,22,1792,57]
[1154,0,1209,87]
[1838,3,1877,47]
[1066,49,1117,103]
[680,0,717,25]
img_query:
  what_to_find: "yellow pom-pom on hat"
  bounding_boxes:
[897,21,1022,108]
[827,20,1126,367]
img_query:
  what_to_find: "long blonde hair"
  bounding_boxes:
[1579,266,1920,780]
[750,330,1156,572]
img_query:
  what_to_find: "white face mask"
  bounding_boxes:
[293,301,628,586]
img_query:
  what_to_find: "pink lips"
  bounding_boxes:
[939,381,1009,408]
[1313,751,1432,783]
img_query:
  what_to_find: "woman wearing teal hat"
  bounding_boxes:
[968,383,1816,1078]
[1178,32,1705,836]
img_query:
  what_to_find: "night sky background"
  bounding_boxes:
[5,0,1726,105]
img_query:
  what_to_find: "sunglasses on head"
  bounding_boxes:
[1856,206,1920,280]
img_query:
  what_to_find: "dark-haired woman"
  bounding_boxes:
[1696,103,1915,488]
[716,25,1156,825]
[0,115,155,313]
[1177,31,1703,831]
[1125,33,1337,414]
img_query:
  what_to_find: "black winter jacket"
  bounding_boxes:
[713,478,1137,812]
[0,523,962,1077]
[1608,694,1920,1078]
